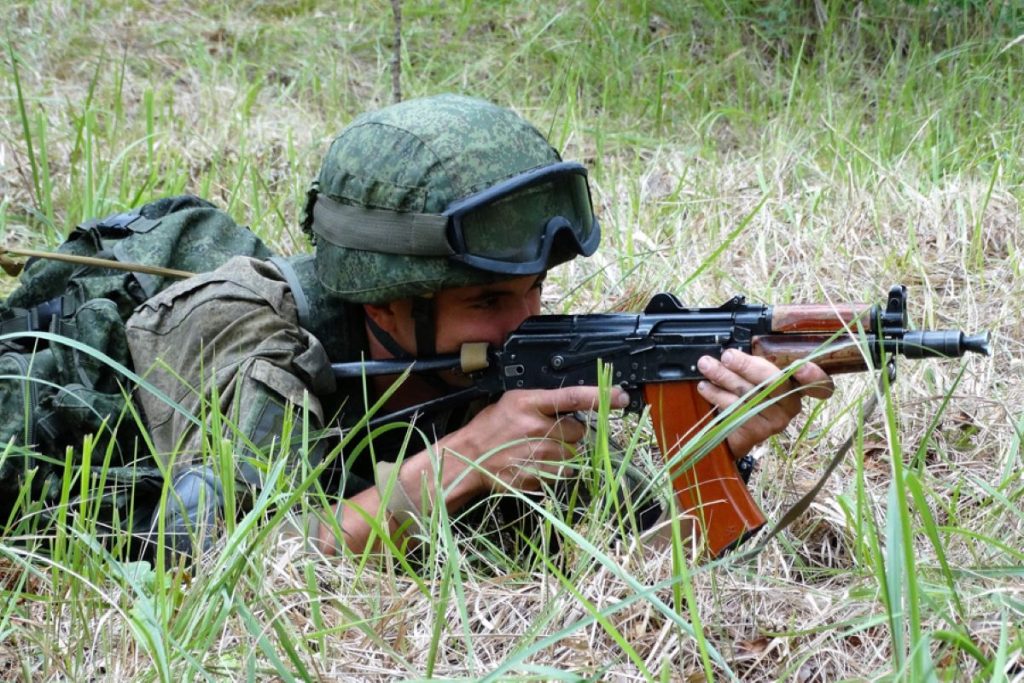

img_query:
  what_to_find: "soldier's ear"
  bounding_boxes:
[362,300,408,334]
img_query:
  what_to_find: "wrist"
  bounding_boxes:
[433,431,491,501]
[375,460,425,531]
[379,441,486,525]
[726,434,750,460]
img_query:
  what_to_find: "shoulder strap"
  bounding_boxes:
[269,256,312,331]
[0,297,62,341]
[79,210,157,234]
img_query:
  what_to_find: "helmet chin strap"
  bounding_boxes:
[365,313,412,359]
[364,295,455,398]
[409,295,437,358]
[365,295,437,360]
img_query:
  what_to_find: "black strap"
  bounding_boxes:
[363,298,455,397]
[363,295,437,359]
[365,314,413,360]
[269,257,312,332]
[0,297,62,339]
[410,296,436,357]
[97,211,142,231]
[0,307,34,336]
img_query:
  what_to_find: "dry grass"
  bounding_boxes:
[2,1,1023,680]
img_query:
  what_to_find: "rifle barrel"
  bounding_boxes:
[901,330,991,358]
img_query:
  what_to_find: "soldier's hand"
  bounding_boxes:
[454,386,629,493]
[696,349,834,458]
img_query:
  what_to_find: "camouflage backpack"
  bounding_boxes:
[0,195,274,528]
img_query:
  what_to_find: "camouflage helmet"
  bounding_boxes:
[302,94,599,303]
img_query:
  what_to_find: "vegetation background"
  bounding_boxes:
[1,0,1021,680]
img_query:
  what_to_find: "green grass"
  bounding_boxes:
[2,1,1023,680]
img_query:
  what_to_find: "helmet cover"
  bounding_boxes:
[304,94,585,303]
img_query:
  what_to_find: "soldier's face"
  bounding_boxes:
[366,274,544,356]
[431,273,544,353]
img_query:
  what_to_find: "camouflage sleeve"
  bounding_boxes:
[125,256,337,487]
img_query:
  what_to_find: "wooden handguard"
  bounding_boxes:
[644,382,766,557]
[769,303,870,332]
[753,336,871,375]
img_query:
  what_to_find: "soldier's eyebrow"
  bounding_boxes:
[458,274,547,303]
[461,285,519,302]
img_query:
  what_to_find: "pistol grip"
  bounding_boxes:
[644,382,766,557]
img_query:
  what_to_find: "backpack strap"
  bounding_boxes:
[268,256,312,332]
[0,307,38,338]
[0,297,62,339]
[96,212,164,299]
[79,210,144,232]
[78,209,162,243]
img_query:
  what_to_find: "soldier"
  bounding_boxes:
[125,94,833,557]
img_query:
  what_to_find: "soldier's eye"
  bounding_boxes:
[472,296,501,310]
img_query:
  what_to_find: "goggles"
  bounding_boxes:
[311,161,601,275]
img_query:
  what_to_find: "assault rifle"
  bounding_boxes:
[332,285,989,556]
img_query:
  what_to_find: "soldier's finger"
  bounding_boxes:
[697,355,756,397]
[532,386,628,416]
[695,378,744,411]
[720,348,784,384]
[549,414,587,443]
[792,362,835,400]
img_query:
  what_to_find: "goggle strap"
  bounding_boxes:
[312,194,453,256]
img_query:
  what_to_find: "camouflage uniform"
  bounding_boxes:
[0,196,272,530]
[126,254,398,493]
[125,94,611,555]
[3,95,617,557]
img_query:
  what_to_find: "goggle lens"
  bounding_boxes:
[450,165,598,272]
